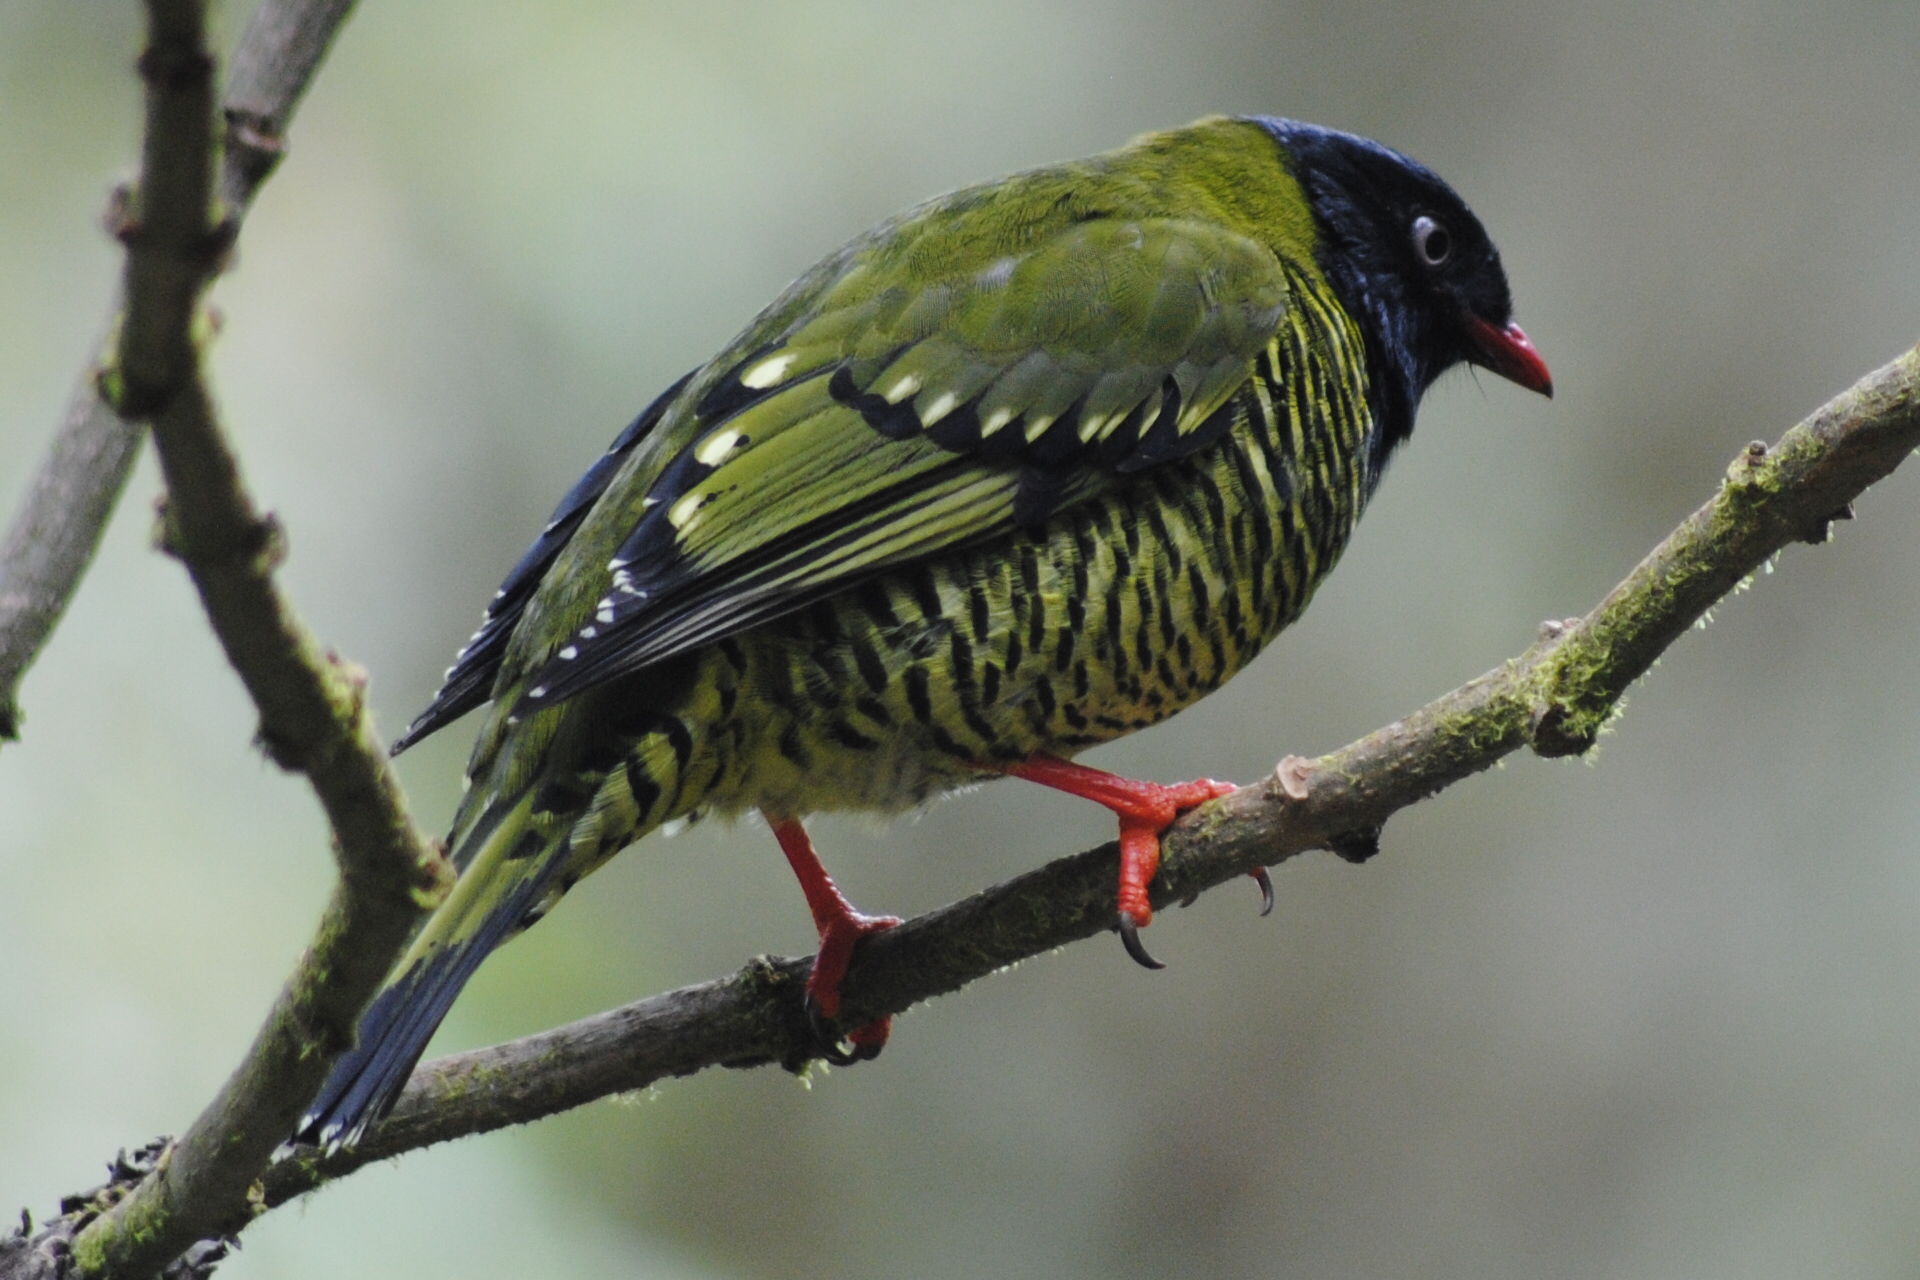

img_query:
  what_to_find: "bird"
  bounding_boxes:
[296,114,1551,1148]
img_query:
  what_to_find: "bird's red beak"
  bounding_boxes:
[1464,315,1553,398]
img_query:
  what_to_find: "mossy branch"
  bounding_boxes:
[0,6,448,1280]
[247,347,1920,1206]
[0,0,358,743]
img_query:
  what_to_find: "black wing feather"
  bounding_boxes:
[388,371,693,755]
[518,451,995,708]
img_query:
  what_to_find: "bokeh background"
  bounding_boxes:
[5,2,1920,1277]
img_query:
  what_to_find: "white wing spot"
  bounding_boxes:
[597,608,615,624]
[1131,398,1163,438]
[884,372,923,404]
[558,646,578,660]
[740,352,795,389]
[695,428,745,466]
[919,391,958,427]
[980,407,1017,438]
[668,490,707,529]
[528,686,547,699]
[580,625,598,638]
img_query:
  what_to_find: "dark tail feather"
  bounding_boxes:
[294,846,562,1149]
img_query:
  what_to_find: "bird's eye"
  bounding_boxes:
[1411,215,1451,266]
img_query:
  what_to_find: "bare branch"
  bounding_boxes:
[251,346,1920,1206]
[0,0,359,741]
[0,370,144,740]
[5,5,449,1278]
[216,0,358,219]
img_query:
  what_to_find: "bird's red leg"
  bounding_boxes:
[767,813,901,1062]
[1002,754,1238,968]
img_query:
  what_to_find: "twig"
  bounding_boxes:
[251,346,1920,1206]
[0,0,358,742]
[0,5,451,1279]
[215,0,359,219]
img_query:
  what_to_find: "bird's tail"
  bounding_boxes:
[294,787,565,1149]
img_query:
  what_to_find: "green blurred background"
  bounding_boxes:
[5,2,1920,1277]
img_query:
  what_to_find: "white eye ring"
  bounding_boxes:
[1411,215,1451,266]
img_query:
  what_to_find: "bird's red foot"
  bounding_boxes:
[768,814,901,1064]
[1002,755,1238,967]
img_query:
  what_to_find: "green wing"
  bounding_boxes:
[511,204,1293,713]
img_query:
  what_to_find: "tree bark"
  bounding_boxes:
[0,0,359,743]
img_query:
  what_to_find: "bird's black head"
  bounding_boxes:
[1252,118,1550,475]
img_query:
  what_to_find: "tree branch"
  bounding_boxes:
[0,5,448,1279]
[249,346,1920,1206]
[0,0,357,742]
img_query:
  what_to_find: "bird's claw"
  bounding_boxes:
[1117,912,1166,970]
[806,997,855,1064]
[1251,867,1274,917]
[806,997,890,1066]
[801,905,900,1065]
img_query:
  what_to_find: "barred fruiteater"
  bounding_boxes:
[298,116,1551,1147]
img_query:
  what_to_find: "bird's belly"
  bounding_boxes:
[703,428,1348,822]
